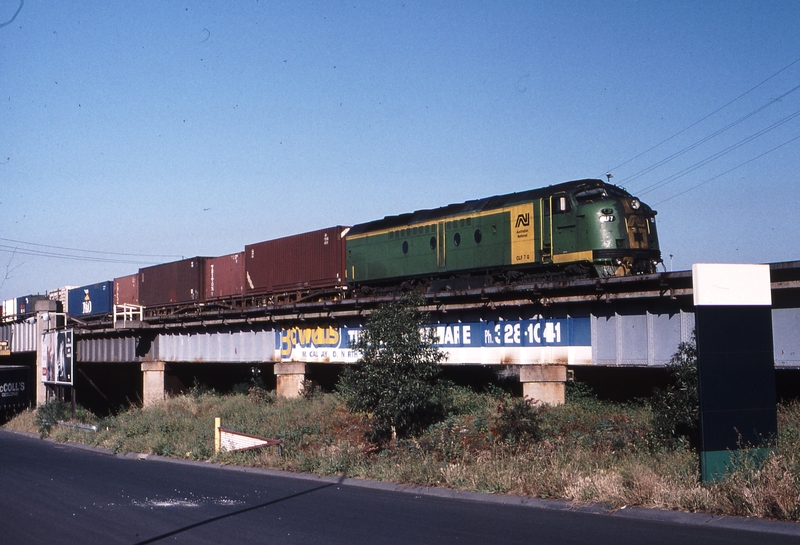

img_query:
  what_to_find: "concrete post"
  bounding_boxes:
[274,362,306,398]
[141,361,166,407]
[35,311,48,406]
[520,364,567,406]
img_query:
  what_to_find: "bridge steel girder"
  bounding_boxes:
[69,301,695,387]
[7,263,800,405]
[61,276,800,371]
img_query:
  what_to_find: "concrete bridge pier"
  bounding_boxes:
[141,362,166,407]
[520,364,567,406]
[274,362,306,398]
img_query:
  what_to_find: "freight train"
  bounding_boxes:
[1,179,661,322]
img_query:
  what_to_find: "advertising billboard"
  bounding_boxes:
[42,330,74,385]
[277,317,591,365]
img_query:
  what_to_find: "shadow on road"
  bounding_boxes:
[132,479,341,545]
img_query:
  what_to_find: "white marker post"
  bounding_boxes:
[692,264,777,482]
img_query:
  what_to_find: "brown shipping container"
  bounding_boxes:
[114,273,140,306]
[139,257,206,306]
[205,252,245,300]
[245,226,349,294]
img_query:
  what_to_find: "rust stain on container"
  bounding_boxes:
[139,257,206,306]
[205,252,245,300]
[244,226,348,295]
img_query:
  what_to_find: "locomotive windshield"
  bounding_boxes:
[573,185,630,202]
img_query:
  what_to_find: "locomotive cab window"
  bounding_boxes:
[574,188,607,202]
[553,194,570,213]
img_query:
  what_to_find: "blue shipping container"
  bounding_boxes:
[68,281,113,317]
[16,295,47,317]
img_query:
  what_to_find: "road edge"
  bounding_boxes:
[4,428,799,537]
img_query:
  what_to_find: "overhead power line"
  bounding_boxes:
[639,108,800,196]
[0,237,183,259]
[618,82,800,187]
[0,245,162,265]
[654,132,800,205]
[605,55,800,179]
[0,236,182,266]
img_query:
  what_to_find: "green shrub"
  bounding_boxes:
[565,380,597,404]
[338,293,448,444]
[443,384,490,415]
[36,399,71,437]
[300,379,323,399]
[188,377,217,400]
[650,337,699,449]
[492,397,543,446]
[247,385,276,404]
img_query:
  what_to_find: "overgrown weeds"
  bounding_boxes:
[6,385,800,521]
[649,338,699,449]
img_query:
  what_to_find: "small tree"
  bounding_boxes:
[338,293,447,444]
[650,336,699,449]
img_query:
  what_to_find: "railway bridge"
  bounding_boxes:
[3,262,800,411]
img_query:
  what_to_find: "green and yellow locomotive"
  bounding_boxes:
[345,179,661,286]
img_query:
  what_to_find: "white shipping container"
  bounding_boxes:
[48,286,75,312]
[2,299,16,323]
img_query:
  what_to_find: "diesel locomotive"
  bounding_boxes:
[345,179,661,286]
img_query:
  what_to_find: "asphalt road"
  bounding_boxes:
[1,429,798,545]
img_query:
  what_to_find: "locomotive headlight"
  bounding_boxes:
[599,215,615,222]
[630,198,641,210]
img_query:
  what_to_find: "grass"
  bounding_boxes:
[5,384,800,522]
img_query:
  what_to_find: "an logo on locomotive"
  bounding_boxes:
[515,213,530,228]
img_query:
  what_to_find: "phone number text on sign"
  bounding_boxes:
[434,318,589,347]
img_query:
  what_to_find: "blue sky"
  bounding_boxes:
[2,1,800,299]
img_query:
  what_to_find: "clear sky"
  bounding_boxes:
[2,1,800,300]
